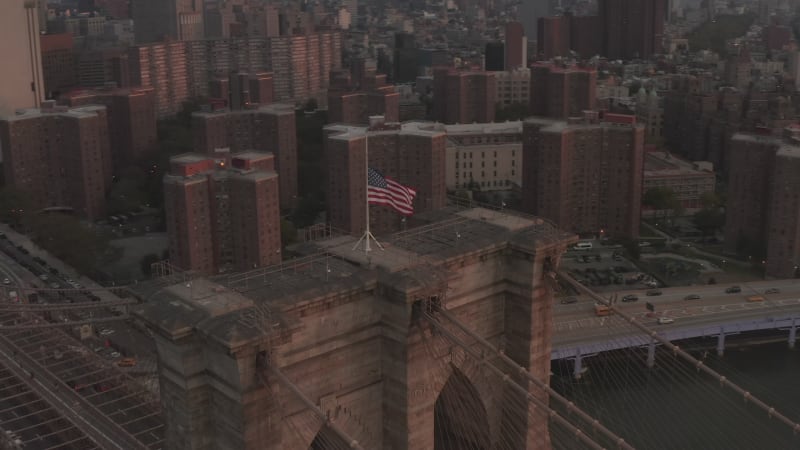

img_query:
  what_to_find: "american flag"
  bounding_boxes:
[367,168,417,216]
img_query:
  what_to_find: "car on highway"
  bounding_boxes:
[765,288,781,294]
[725,286,742,294]
[747,295,765,303]
[657,317,675,325]
[2,278,9,285]
[684,294,701,301]
[560,297,579,304]
[622,294,639,302]
[646,289,662,296]
[117,358,137,367]
[38,274,48,281]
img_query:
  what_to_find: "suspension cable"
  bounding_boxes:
[558,270,800,436]
[422,309,632,450]
[261,363,364,450]
[427,305,634,449]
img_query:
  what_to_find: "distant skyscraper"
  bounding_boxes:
[40,33,77,99]
[131,0,203,44]
[599,0,667,60]
[393,32,418,84]
[433,68,497,124]
[268,30,342,104]
[0,0,45,115]
[529,62,597,118]
[537,16,570,60]
[485,41,505,71]
[519,0,552,38]
[128,41,189,117]
[504,21,527,70]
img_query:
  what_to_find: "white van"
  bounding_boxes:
[574,242,593,251]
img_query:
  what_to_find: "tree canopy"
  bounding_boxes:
[643,187,683,219]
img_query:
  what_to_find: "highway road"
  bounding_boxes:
[553,279,800,347]
[0,234,164,449]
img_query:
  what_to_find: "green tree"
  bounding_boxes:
[26,214,116,275]
[495,103,530,121]
[621,239,641,261]
[140,253,160,277]
[699,191,724,209]
[643,187,682,220]
[280,219,297,248]
[692,208,725,237]
[0,188,33,229]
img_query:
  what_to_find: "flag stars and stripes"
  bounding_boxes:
[367,168,417,216]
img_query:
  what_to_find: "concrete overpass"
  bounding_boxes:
[551,279,800,374]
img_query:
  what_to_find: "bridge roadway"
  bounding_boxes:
[0,244,162,449]
[552,279,800,360]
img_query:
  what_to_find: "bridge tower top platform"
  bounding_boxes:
[133,206,577,450]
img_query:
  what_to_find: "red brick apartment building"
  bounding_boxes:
[164,152,281,274]
[522,112,645,239]
[324,120,447,235]
[192,104,297,209]
[432,68,496,124]
[0,102,111,220]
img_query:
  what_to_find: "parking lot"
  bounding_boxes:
[561,246,661,294]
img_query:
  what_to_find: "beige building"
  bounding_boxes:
[495,68,530,107]
[441,121,523,191]
[642,151,715,216]
[0,0,44,116]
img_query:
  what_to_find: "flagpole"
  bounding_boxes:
[364,133,371,253]
[352,131,383,254]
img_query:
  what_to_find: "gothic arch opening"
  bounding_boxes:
[434,366,491,450]
[308,425,351,450]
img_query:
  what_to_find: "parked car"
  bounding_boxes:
[622,294,639,302]
[725,286,742,294]
[765,288,781,294]
[684,294,701,301]
[646,289,662,296]
[2,278,10,285]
